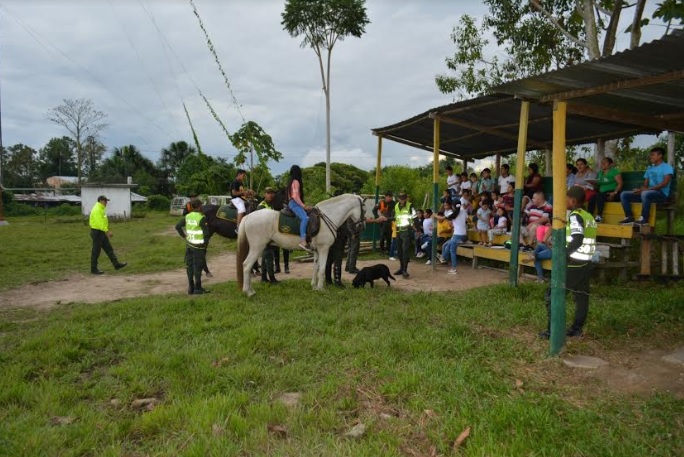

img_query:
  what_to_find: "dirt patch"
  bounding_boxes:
[0,253,503,310]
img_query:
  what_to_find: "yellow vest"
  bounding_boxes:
[185,212,205,245]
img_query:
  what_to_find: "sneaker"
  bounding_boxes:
[115,262,128,270]
[416,252,425,258]
[298,242,312,252]
[425,260,432,265]
[635,217,648,226]
[594,215,603,223]
[421,242,429,250]
[536,278,546,283]
[618,217,634,225]
[91,269,104,275]
[436,254,445,263]
[402,272,410,279]
[389,257,397,261]
[448,269,458,275]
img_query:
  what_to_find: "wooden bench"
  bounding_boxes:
[471,245,552,272]
[596,202,655,238]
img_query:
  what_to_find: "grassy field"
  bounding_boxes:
[0,212,683,456]
[0,211,234,291]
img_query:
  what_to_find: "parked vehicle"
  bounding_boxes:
[169,196,190,216]
[205,195,231,206]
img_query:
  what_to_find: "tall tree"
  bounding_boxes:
[3,144,39,188]
[158,141,197,183]
[282,0,370,193]
[47,99,107,183]
[37,137,77,181]
[91,145,161,195]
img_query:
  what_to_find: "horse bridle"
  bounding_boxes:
[317,196,366,238]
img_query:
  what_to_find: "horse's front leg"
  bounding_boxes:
[314,248,329,290]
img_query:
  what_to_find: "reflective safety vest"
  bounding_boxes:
[185,212,205,245]
[395,202,414,229]
[566,208,597,262]
[257,200,273,210]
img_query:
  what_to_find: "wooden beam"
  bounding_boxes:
[540,69,684,103]
[566,102,684,132]
[430,113,549,149]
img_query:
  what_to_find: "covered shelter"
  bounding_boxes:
[371,30,684,354]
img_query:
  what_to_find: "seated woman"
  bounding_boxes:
[588,157,622,223]
[522,163,543,207]
[573,158,597,204]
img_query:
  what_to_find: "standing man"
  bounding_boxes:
[257,187,279,285]
[619,147,674,225]
[89,195,127,275]
[345,219,363,275]
[540,186,597,339]
[176,198,210,295]
[182,194,212,278]
[325,222,349,287]
[374,191,395,256]
[393,191,415,278]
[231,169,254,232]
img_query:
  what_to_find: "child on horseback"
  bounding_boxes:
[287,165,312,252]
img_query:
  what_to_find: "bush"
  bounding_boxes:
[146,195,170,211]
[4,202,39,216]
[1,189,14,206]
[50,203,81,216]
[132,203,148,219]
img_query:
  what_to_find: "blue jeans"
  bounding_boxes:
[533,243,552,279]
[288,200,309,240]
[442,234,467,268]
[620,190,666,221]
[420,234,432,260]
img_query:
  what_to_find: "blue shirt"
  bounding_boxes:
[645,162,674,197]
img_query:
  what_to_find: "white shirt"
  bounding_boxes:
[452,204,468,236]
[422,218,433,235]
[498,175,515,193]
[447,174,459,192]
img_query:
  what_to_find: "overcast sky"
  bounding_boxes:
[0,0,668,176]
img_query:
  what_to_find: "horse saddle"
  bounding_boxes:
[278,207,320,239]
[216,204,237,223]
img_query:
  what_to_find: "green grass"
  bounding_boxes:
[1,279,683,456]
[0,211,234,291]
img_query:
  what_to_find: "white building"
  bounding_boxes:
[81,184,139,219]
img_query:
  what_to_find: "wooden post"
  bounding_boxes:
[373,135,383,251]
[550,100,568,356]
[640,226,651,276]
[432,117,441,271]
[509,101,530,286]
[673,241,680,277]
[662,238,668,276]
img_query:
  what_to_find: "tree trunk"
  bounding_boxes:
[630,0,647,49]
[579,0,601,59]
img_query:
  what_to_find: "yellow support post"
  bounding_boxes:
[509,101,529,285]
[550,101,568,356]
[432,117,441,271]
[373,135,383,251]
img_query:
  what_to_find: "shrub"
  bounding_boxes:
[132,203,148,219]
[146,195,170,211]
[50,203,81,216]
[4,202,39,216]
[1,189,14,206]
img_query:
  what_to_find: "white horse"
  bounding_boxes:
[236,193,365,296]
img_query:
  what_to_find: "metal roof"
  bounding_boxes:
[372,30,684,160]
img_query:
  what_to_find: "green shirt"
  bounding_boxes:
[597,167,621,193]
[89,202,108,232]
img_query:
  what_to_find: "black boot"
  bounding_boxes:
[334,264,344,288]
[269,272,280,285]
[193,278,209,294]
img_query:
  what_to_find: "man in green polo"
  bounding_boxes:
[89,195,127,275]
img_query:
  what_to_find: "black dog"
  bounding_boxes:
[352,264,396,288]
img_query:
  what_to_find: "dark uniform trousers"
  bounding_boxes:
[326,229,349,286]
[185,246,207,292]
[545,262,593,332]
[261,246,278,282]
[345,233,360,272]
[396,228,412,274]
[91,229,120,271]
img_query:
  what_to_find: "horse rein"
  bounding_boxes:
[316,196,366,239]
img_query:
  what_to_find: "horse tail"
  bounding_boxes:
[236,221,249,289]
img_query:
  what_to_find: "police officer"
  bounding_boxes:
[393,191,415,278]
[374,191,395,256]
[325,223,349,287]
[540,186,597,339]
[176,198,211,294]
[257,187,279,285]
[182,193,212,278]
[345,219,363,275]
[89,195,127,274]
